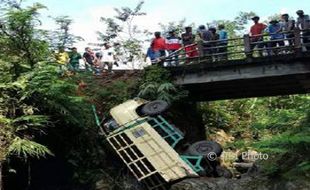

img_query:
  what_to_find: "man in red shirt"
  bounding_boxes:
[250,16,267,56]
[151,32,166,64]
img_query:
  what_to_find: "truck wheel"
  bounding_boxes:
[140,100,169,116]
[187,141,223,159]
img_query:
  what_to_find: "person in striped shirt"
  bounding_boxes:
[166,30,181,66]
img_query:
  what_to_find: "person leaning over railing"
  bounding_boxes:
[296,10,310,51]
[249,16,267,57]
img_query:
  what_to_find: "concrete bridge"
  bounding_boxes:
[165,29,310,101]
[169,53,310,101]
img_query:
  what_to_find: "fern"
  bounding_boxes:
[157,82,176,92]
[8,137,54,159]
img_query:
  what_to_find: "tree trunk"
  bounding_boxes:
[26,160,31,190]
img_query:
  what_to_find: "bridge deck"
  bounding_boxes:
[169,53,310,101]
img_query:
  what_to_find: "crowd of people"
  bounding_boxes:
[146,10,310,65]
[54,43,118,76]
[55,10,309,73]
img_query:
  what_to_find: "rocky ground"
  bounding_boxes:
[170,175,310,190]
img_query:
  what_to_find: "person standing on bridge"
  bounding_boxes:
[151,32,166,65]
[165,30,182,66]
[145,47,156,64]
[281,13,295,47]
[209,27,220,61]
[197,25,213,61]
[296,10,310,51]
[182,26,198,62]
[250,16,267,57]
[266,20,285,55]
[218,24,228,60]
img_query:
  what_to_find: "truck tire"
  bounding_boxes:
[186,141,223,159]
[140,100,169,116]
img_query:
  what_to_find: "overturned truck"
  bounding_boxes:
[96,98,230,190]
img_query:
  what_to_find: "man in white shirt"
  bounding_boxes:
[101,43,116,73]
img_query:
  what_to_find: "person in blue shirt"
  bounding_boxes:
[218,24,228,60]
[266,20,285,55]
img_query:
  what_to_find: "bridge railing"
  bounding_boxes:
[163,28,310,66]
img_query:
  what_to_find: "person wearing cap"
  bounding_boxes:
[165,30,181,66]
[181,26,198,61]
[296,10,310,51]
[266,20,285,55]
[281,13,295,46]
[250,16,267,56]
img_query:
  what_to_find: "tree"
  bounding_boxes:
[0,2,53,189]
[0,2,50,71]
[158,19,190,37]
[97,1,151,68]
[49,16,84,49]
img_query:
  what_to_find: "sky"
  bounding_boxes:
[24,0,310,49]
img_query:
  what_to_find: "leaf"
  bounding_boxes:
[8,137,54,160]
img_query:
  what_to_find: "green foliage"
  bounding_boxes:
[98,1,151,65]
[8,137,54,159]
[138,65,188,104]
[0,2,50,69]
[49,15,84,49]
[233,11,257,32]
[26,63,93,127]
[158,19,194,37]
[202,95,310,179]
[72,72,139,116]
[0,4,98,189]
[254,125,310,178]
